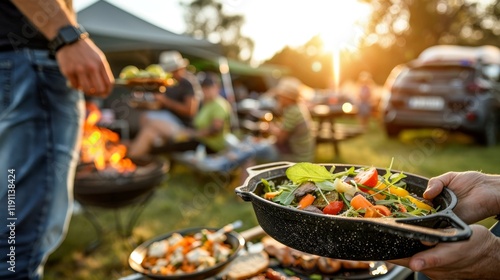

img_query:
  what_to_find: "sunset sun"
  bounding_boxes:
[316,1,372,50]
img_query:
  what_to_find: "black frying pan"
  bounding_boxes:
[235,162,471,260]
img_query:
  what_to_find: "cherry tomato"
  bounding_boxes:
[323,201,344,215]
[354,167,378,192]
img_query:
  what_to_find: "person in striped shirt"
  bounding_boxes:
[268,77,316,162]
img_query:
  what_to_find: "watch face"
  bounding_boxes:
[60,26,80,43]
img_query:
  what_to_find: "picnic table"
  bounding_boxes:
[310,104,365,158]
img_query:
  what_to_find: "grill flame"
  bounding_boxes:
[80,102,136,173]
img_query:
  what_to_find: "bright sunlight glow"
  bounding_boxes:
[314,1,372,91]
[316,1,371,49]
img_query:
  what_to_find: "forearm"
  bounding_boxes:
[196,120,224,138]
[11,0,76,40]
[159,97,197,117]
[269,122,286,144]
[275,129,289,145]
[480,235,500,278]
[483,173,500,216]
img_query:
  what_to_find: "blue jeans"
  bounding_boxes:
[0,49,84,279]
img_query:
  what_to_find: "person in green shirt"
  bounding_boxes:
[128,73,231,157]
[190,74,231,152]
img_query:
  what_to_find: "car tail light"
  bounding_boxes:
[466,79,489,94]
[466,111,478,121]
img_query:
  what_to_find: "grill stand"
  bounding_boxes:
[78,189,156,254]
[73,157,168,253]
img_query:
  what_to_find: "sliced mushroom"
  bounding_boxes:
[294,182,317,198]
[302,205,323,214]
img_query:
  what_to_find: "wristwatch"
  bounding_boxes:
[48,25,89,55]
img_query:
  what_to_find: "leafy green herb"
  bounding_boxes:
[286,162,335,183]
[315,180,335,191]
[315,183,330,205]
[389,172,407,185]
[273,183,299,205]
[383,157,395,181]
[334,166,357,178]
[286,163,356,184]
[339,192,350,208]
[382,158,407,186]
[261,178,273,193]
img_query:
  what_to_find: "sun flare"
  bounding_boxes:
[315,1,372,50]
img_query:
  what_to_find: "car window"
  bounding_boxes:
[398,66,474,84]
[482,64,500,82]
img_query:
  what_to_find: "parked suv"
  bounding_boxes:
[380,45,500,146]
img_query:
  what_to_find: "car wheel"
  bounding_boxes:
[475,112,498,146]
[385,125,402,138]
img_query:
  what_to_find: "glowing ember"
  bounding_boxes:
[80,102,136,173]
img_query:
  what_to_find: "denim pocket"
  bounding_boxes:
[0,59,13,111]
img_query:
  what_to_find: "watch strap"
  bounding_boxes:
[48,25,89,55]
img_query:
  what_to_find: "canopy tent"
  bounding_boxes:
[77,0,222,59]
[77,1,288,79]
[77,0,289,84]
[77,0,288,135]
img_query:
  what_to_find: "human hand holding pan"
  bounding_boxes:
[390,171,500,279]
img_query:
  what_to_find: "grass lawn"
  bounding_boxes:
[44,119,500,280]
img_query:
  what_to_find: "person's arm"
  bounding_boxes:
[11,0,114,96]
[11,0,77,40]
[156,94,198,118]
[194,118,225,138]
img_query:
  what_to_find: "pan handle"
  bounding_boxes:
[375,209,472,242]
[236,161,295,202]
[245,161,296,176]
[234,185,252,201]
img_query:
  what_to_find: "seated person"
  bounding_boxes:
[262,77,316,162]
[142,51,200,136]
[128,73,231,157]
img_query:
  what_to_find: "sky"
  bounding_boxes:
[74,0,371,63]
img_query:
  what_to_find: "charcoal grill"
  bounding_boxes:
[74,157,168,208]
[74,157,169,249]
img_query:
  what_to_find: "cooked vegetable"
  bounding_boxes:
[372,205,392,217]
[406,195,433,211]
[264,190,281,200]
[141,229,233,276]
[261,162,436,218]
[350,194,374,210]
[334,179,357,197]
[298,194,316,209]
[323,201,344,215]
[313,191,339,208]
[354,167,378,192]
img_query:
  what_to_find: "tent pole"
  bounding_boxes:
[218,56,239,131]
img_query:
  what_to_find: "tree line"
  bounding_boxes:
[182,0,500,88]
